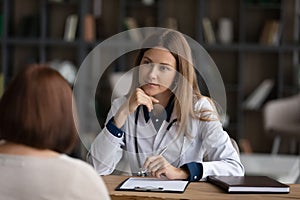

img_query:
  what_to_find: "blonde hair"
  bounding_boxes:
[129,29,218,137]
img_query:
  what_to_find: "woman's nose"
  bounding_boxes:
[148,64,159,78]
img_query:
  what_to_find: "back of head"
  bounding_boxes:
[0,64,77,153]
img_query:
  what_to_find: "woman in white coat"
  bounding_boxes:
[91,29,244,181]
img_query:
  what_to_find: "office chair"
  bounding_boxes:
[263,93,300,154]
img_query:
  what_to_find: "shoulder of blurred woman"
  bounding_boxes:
[57,154,111,199]
[58,154,98,172]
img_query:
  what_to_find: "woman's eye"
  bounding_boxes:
[159,65,169,71]
[142,60,152,66]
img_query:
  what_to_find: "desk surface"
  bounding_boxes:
[102,175,300,200]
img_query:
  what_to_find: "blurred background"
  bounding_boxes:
[0,0,299,183]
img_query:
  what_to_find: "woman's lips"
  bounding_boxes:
[146,83,159,87]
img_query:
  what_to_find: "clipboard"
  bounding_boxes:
[115,177,189,193]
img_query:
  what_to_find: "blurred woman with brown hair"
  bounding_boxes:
[0,64,110,199]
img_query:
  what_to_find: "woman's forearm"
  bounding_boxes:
[113,103,130,128]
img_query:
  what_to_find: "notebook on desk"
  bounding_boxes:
[207,176,290,193]
[115,177,189,193]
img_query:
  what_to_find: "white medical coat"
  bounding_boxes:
[91,96,244,179]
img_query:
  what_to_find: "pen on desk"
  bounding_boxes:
[158,146,168,156]
[138,146,168,176]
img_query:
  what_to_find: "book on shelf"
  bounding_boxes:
[259,20,280,45]
[0,73,3,98]
[124,17,143,42]
[243,79,274,110]
[164,17,178,30]
[64,14,78,41]
[202,17,216,44]
[271,21,281,45]
[207,176,290,193]
[0,14,3,37]
[84,14,96,42]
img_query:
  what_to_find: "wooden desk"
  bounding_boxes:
[102,175,300,200]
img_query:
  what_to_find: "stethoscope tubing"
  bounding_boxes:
[134,106,177,168]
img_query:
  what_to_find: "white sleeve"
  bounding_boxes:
[90,98,126,175]
[196,98,245,178]
[201,121,245,178]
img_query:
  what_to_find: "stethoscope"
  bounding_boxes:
[134,105,177,176]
